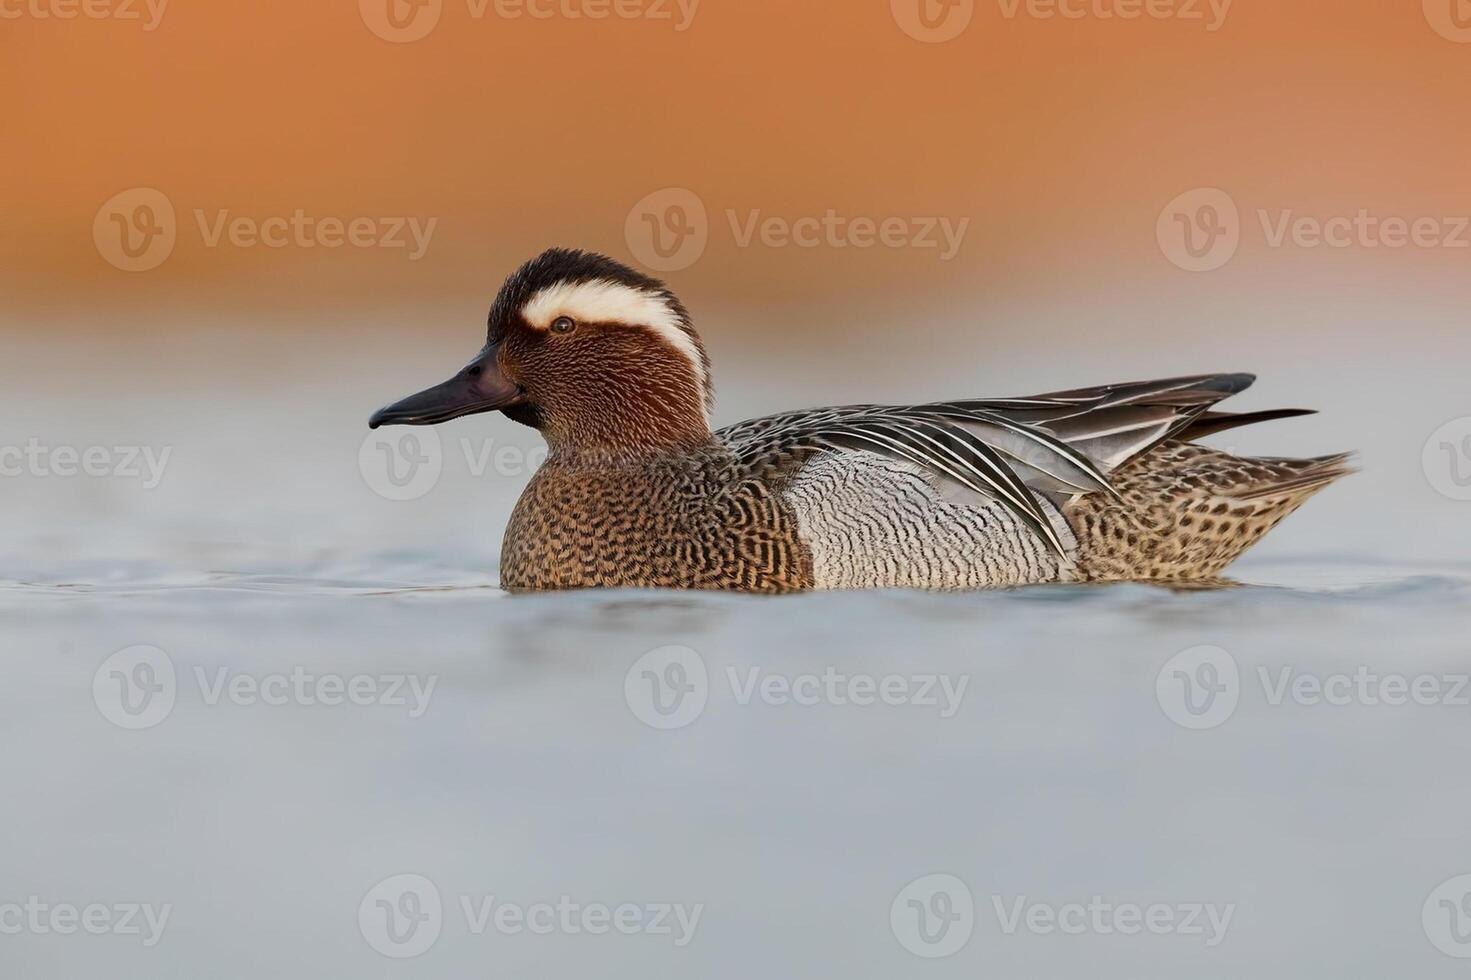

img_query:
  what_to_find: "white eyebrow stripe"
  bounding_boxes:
[520,279,708,392]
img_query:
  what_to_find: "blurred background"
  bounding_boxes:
[5,0,1470,570]
[7,4,1471,979]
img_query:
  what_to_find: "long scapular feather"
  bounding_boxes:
[825,417,1068,559]
[913,404,1117,496]
[895,419,1071,558]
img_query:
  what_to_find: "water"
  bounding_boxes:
[4,555,1471,978]
[5,329,1470,975]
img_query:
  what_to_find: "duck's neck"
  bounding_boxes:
[544,429,718,469]
[537,397,716,467]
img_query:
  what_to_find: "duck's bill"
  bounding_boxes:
[368,346,524,429]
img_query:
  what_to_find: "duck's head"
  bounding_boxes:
[369,248,713,457]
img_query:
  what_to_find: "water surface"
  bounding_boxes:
[5,556,1470,978]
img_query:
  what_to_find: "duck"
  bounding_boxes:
[368,247,1352,593]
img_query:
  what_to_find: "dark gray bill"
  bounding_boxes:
[368,345,523,429]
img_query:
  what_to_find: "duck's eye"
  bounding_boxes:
[550,316,576,334]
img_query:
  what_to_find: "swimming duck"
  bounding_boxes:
[369,248,1351,592]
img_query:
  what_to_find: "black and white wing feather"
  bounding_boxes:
[717,374,1274,558]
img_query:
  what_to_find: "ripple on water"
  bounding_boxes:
[1,555,1468,615]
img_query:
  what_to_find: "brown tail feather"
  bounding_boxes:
[1233,452,1357,501]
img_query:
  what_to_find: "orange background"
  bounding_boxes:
[7,0,1471,320]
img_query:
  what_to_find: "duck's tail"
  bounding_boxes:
[1063,442,1355,583]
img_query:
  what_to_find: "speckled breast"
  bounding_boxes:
[498,448,814,593]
